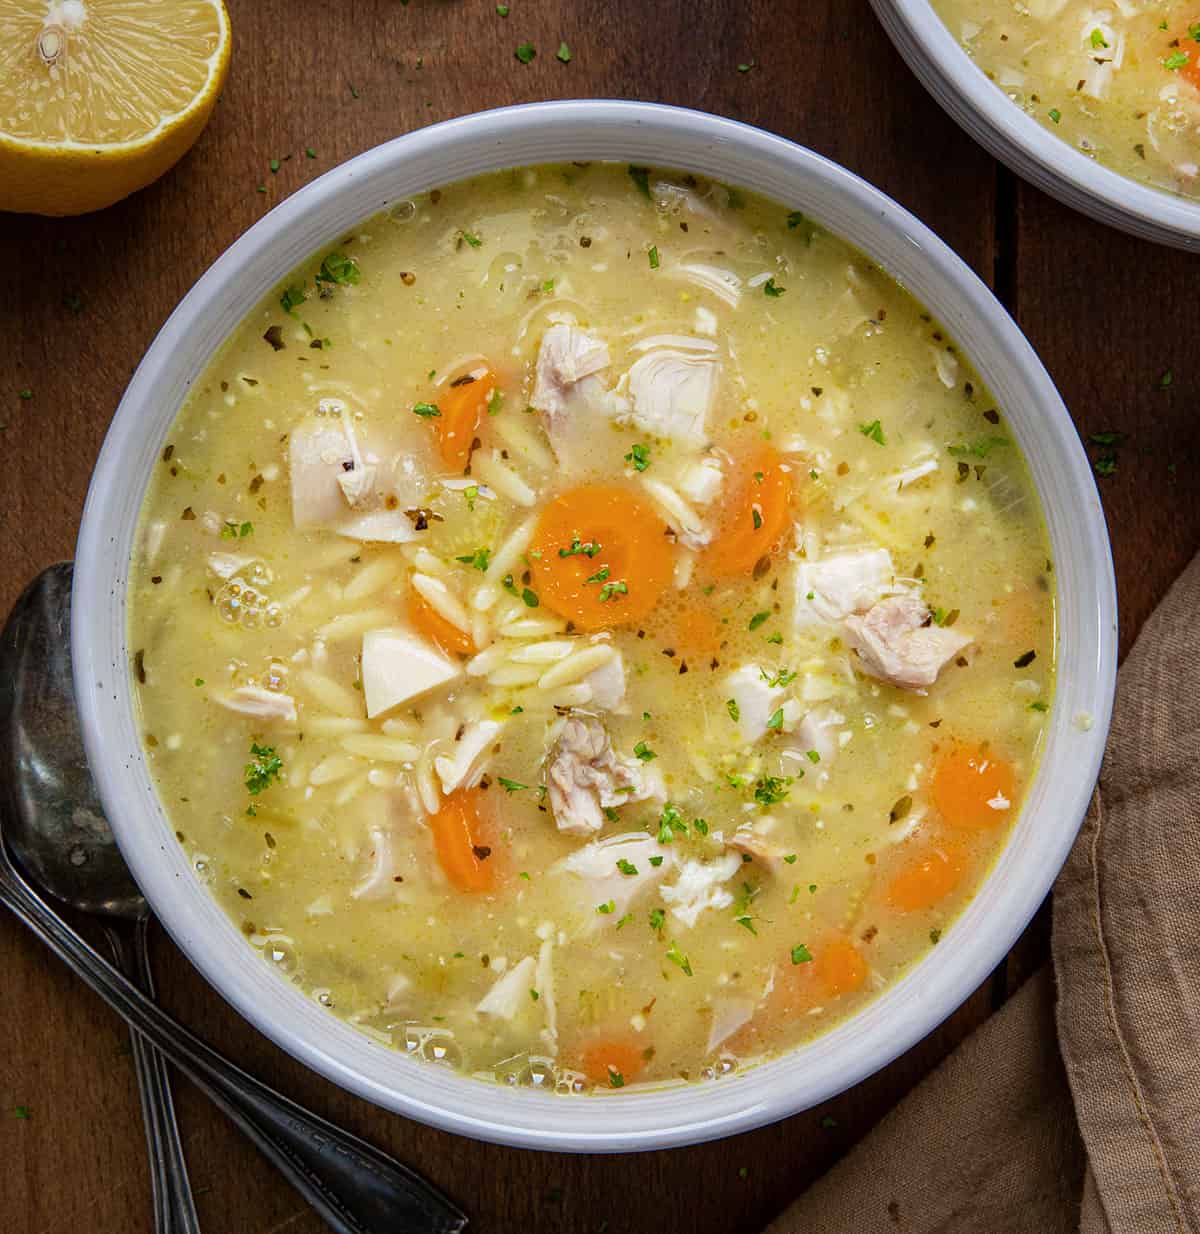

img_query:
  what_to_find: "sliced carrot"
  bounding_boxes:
[1176,36,1200,90]
[433,367,498,472]
[408,593,475,657]
[932,745,1017,831]
[703,445,794,577]
[578,1036,647,1088]
[673,600,724,658]
[813,937,868,998]
[428,788,494,892]
[528,485,673,631]
[886,841,966,912]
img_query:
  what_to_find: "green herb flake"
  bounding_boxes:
[455,546,491,572]
[556,42,572,63]
[462,231,483,248]
[598,580,628,603]
[497,777,529,793]
[628,165,652,198]
[522,587,539,608]
[13,1105,30,1120]
[269,157,281,174]
[529,988,540,1002]
[791,943,813,964]
[649,907,666,932]
[947,435,1010,459]
[748,610,771,631]
[930,927,943,945]
[412,401,441,418]
[786,210,807,229]
[656,803,685,844]
[693,818,709,836]
[625,443,651,471]
[665,940,693,976]
[616,858,639,876]
[496,3,509,13]
[726,698,741,722]
[820,1115,838,1130]
[859,419,886,445]
[608,1068,625,1088]
[766,707,784,731]
[244,742,283,795]
[615,913,633,929]
[736,915,758,935]
[280,283,307,315]
[753,775,790,806]
[1089,28,1109,48]
[634,740,656,762]
[18,388,33,401]
[515,41,536,64]
[1164,50,1189,70]
[464,485,479,511]
[1159,369,1173,389]
[737,60,756,73]
[763,277,786,298]
[305,147,317,159]
[648,855,664,868]
[1048,107,1063,123]
[596,900,616,915]
[648,245,660,269]
[1030,700,1049,713]
[316,252,360,287]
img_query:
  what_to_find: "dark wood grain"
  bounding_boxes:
[0,1,1191,1231]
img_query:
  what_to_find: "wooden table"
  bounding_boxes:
[3,2,1196,1230]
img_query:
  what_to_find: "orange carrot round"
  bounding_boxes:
[434,368,498,472]
[528,485,673,631]
[886,842,966,912]
[579,1036,647,1088]
[428,788,494,892]
[932,745,1017,831]
[408,593,475,657]
[1177,38,1200,90]
[703,445,794,577]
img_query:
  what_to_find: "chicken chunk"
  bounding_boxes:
[584,651,627,712]
[530,325,615,463]
[545,715,662,835]
[476,955,538,1021]
[843,594,972,693]
[558,831,674,921]
[434,719,506,795]
[212,685,297,725]
[661,853,742,928]
[721,664,787,744]
[793,547,899,628]
[361,628,461,718]
[625,341,718,449]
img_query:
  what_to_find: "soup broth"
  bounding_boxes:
[128,162,1055,1093]
[931,0,1200,200]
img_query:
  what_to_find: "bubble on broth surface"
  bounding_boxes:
[420,1031,463,1070]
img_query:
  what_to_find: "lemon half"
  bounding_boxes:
[0,0,231,216]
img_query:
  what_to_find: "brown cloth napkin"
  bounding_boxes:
[767,550,1200,1234]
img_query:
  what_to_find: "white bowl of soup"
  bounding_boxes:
[73,101,1116,1151]
[871,0,1200,250]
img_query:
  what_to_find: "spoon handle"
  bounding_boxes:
[105,919,202,1234]
[0,858,467,1234]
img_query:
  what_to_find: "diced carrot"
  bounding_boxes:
[813,937,868,998]
[528,485,673,631]
[428,788,494,892]
[673,600,724,658]
[433,367,498,472]
[408,593,475,657]
[886,841,966,912]
[703,445,794,577]
[932,745,1017,831]
[578,1036,647,1088]
[1176,35,1200,90]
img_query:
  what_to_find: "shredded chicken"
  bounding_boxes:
[725,829,792,872]
[476,955,537,1021]
[530,325,614,461]
[661,853,742,928]
[545,715,661,835]
[624,340,718,449]
[351,825,399,900]
[212,685,297,725]
[558,831,674,921]
[434,719,505,795]
[843,594,973,693]
[793,547,899,628]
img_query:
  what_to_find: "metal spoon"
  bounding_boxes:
[2,561,200,1233]
[0,563,467,1234]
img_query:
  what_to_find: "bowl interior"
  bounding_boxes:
[72,101,1117,1151]
[870,0,1200,251]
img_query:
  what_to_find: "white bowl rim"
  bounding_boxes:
[72,99,1117,1153]
[870,0,1200,250]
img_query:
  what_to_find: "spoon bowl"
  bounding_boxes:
[0,562,143,919]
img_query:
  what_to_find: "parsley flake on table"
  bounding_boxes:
[556,42,571,63]
[515,41,536,64]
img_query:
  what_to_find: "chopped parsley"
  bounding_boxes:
[596,900,616,915]
[560,536,604,558]
[628,165,652,198]
[529,988,540,1002]
[693,818,709,836]
[1164,51,1190,70]
[316,252,360,287]
[726,698,741,722]
[753,775,791,806]
[786,210,806,229]
[1089,28,1109,49]
[13,1105,30,1120]
[791,943,813,964]
[598,580,628,602]
[763,277,786,297]
[665,940,693,976]
[805,749,820,764]
[220,520,254,539]
[736,915,758,935]
[748,610,771,631]
[1030,700,1049,713]
[280,283,307,315]
[497,777,529,793]
[783,853,798,863]
[455,546,491,571]
[18,388,33,401]
[648,245,660,269]
[625,442,651,471]
[496,3,509,13]
[607,1068,625,1088]
[649,907,666,933]
[859,419,886,445]
[761,667,796,688]
[412,401,441,418]
[244,742,283,795]
[1048,107,1062,124]
[306,147,317,159]
[615,913,633,929]
[556,42,572,63]
[515,42,536,64]
[656,803,686,843]
[269,157,281,174]
[648,854,664,867]
[616,858,639,876]
[766,707,784,731]
[947,435,1009,459]
[461,230,483,248]
[633,740,656,761]
[521,586,539,608]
